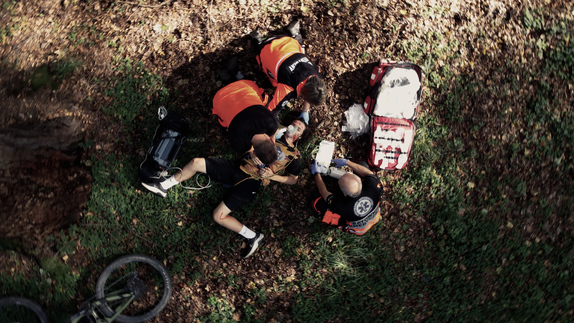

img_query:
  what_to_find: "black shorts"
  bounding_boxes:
[205,158,262,211]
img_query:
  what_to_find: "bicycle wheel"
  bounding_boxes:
[0,296,49,323]
[95,254,172,323]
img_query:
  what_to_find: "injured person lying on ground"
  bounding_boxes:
[142,119,306,258]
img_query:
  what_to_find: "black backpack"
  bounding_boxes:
[138,107,189,183]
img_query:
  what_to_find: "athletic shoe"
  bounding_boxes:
[240,233,264,258]
[285,20,301,38]
[218,56,241,85]
[225,56,240,80]
[141,182,167,198]
[286,20,303,43]
[217,69,235,85]
[249,30,263,46]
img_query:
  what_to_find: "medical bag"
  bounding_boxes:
[363,59,423,171]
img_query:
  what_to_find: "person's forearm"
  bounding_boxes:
[270,174,298,185]
[314,173,331,200]
[346,160,374,177]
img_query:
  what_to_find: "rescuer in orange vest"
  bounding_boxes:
[250,20,326,124]
[211,79,279,158]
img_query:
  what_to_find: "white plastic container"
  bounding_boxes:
[316,140,335,168]
[373,67,421,119]
[326,167,347,179]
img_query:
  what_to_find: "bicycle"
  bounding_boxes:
[0,297,49,323]
[0,254,173,323]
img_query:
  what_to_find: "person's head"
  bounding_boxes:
[338,173,362,198]
[252,134,278,165]
[285,119,306,141]
[301,76,326,106]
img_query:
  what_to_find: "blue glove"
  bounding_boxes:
[311,161,325,175]
[332,158,348,168]
[299,111,309,125]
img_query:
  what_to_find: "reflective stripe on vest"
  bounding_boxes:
[345,206,381,235]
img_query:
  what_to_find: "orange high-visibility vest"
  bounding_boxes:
[256,37,303,88]
[212,80,269,128]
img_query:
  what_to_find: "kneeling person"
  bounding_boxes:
[311,159,383,235]
[252,20,326,123]
[212,79,279,155]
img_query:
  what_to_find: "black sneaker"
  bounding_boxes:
[141,182,167,198]
[285,20,302,43]
[240,233,264,258]
[285,20,301,37]
[249,30,263,46]
[217,69,235,85]
[217,56,242,85]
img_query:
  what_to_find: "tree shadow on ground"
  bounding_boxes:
[0,64,92,253]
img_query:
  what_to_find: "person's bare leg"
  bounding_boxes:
[159,157,207,190]
[172,157,206,183]
[212,201,245,233]
[212,201,264,258]
[142,157,207,197]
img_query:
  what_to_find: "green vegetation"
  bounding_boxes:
[102,58,169,127]
[0,1,18,43]
[29,59,82,91]
[205,294,236,322]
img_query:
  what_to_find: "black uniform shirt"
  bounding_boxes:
[327,175,383,222]
[227,105,279,153]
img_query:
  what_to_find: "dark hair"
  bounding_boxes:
[279,113,312,144]
[301,76,326,106]
[253,139,278,165]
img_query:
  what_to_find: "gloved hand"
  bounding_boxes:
[299,111,309,125]
[311,161,326,175]
[332,158,348,168]
[275,127,287,140]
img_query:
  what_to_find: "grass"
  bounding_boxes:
[102,58,169,127]
[1,2,573,322]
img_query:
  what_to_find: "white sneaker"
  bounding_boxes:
[141,182,168,198]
